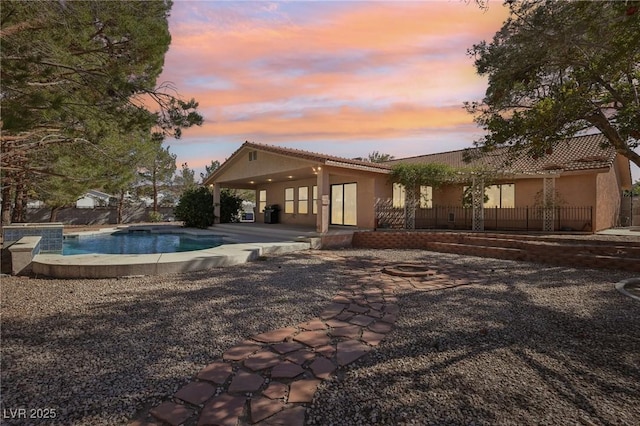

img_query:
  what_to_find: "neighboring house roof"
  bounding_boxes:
[385,133,618,176]
[83,190,113,200]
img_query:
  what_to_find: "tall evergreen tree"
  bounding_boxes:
[138,142,177,213]
[0,0,202,224]
[466,1,640,167]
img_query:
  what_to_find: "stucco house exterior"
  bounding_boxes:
[75,190,115,209]
[203,134,632,233]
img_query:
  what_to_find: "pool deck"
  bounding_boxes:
[32,223,356,279]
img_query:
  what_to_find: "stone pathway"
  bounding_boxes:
[129,256,485,426]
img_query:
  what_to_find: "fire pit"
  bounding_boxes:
[382,263,437,278]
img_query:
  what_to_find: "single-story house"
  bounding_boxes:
[203,133,632,232]
[76,190,116,209]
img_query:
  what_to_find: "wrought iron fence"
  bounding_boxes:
[375,199,593,232]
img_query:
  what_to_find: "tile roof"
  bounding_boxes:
[206,134,619,185]
[240,141,391,171]
[385,133,617,175]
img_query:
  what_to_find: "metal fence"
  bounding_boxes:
[375,199,593,232]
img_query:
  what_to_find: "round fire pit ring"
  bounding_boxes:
[382,263,438,277]
[615,278,640,302]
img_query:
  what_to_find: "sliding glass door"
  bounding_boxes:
[331,183,357,226]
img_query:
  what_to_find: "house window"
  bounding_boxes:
[312,186,318,215]
[419,186,433,208]
[284,187,294,213]
[392,184,432,208]
[258,189,266,213]
[392,183,405,208]
[249,151,258,161]
[298,187,309,214]
[487,183,514,208]
[464,184,515,208]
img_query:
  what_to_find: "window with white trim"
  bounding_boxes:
[392,184,432,208]
[312,186,318,214]
[258,190,267,213]
[284,187,294,213]
[463,183,515,208]
[298,187,309,214]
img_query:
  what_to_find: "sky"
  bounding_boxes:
[158,0,639,182]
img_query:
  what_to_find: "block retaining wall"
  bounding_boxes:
[352,231,640,273]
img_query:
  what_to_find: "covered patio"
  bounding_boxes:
[203,142,390,233]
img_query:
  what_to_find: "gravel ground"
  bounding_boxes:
[1,253,344,425]
[2,248,639,426]
[308,250,640,426]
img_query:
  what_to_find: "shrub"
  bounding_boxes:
[174,187,215,228]
[147,211,163,222]
[219,189,243,223]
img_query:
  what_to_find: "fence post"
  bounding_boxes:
[435,205,438,228]
[471,176,484,231]
[542,176,556,232]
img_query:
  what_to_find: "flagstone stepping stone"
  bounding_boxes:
[334,311,353,321]
[385,304,400,314]
[262,382,288,400]
[293,330,331,348]
[380,313,397,323]
[329,324,362,339]
[369,321,393,334]
[349,315,375,327]
[299,318,327,331]
[318,302,347,319]
[252,327,297,343]
[336,340,371,366]
[174,381,216,406]
[367,310,384,318]
[271,341,305,354]
[228,370,264,393]
[223,343,261,361]
[197,361,232,384]
[309,357,336,380]
[198,394,245,426]
[331,294,351,304]
[367,296,385,304]
[314,344,336,358]
[244,350,281,371]
[250,397,285,423]
[324,319,351,328]
[285,349,316,365]
[361,330,386,346]
[348,304,368,314]
[270,361,305,379]
[150,401,193,426]
[262,406,306,426]
[368,302,384,311]
[288,379,322,403]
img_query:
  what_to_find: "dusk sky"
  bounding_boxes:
[158,0,639,181]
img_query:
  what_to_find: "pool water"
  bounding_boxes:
[63,232,223,255]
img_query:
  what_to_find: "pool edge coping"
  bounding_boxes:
[32,241,311,278]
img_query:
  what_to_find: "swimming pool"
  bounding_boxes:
[63,230,224,255]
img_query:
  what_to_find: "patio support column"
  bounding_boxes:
[471,176,484,231]
[542,176,556,232]
[316,167,330,233]
[212,183,221,225]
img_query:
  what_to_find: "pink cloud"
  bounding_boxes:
[158,1,510,163]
